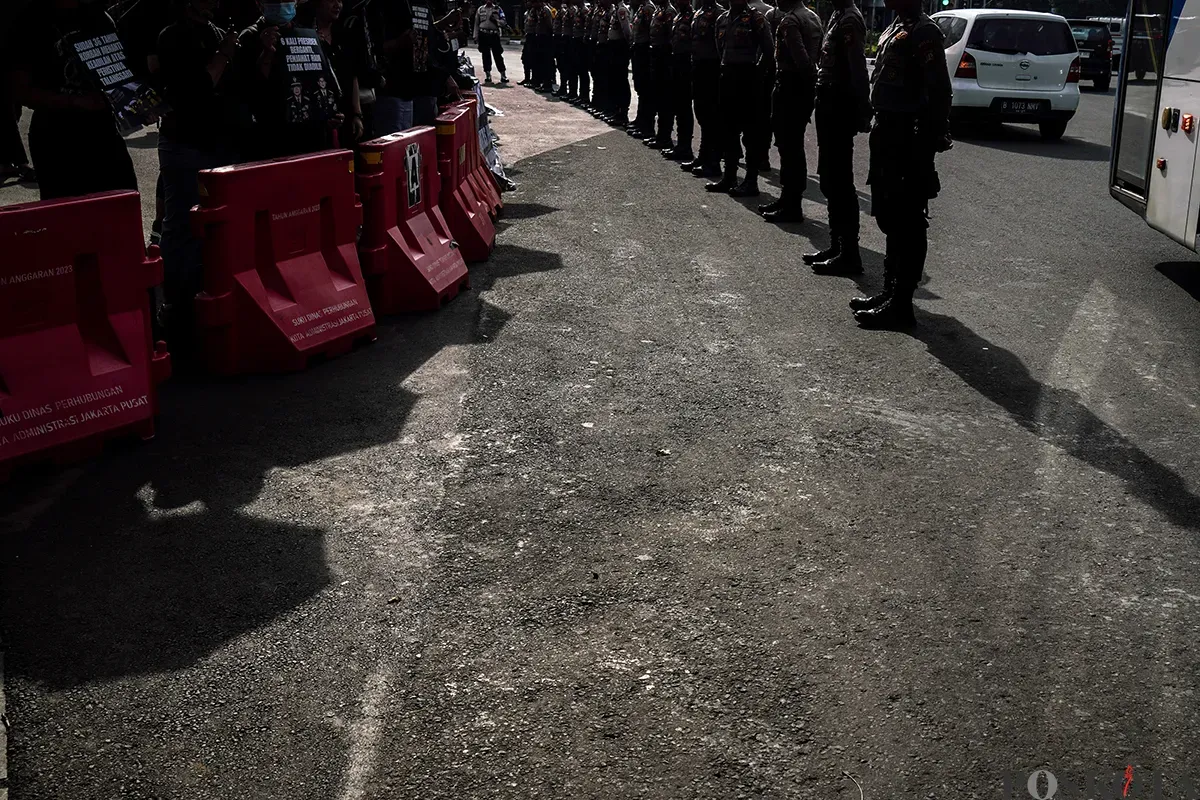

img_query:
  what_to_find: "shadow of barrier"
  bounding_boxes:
[0,190,171,481]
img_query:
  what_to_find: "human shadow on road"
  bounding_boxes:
[953,124,1111,162]
[0,245,564,689]
[912,311,1200,531]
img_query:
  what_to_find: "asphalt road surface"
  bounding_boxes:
[2,80,1199,800]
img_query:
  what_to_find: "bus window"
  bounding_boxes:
[1110,0,1170,198]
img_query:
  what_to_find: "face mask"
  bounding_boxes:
[263,2,298,25]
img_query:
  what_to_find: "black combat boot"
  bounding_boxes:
[705,166,738,193]
[854,289,915,328]
[849,268,894,311]
[727,172,760,197]
[692,161,722,178]
[758,195,785,214]
[763,202,804,223]
[664,145,693,161]
[802,237,840,265]
[812,237,863,275]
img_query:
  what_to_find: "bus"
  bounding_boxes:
[1108,0,1198,252]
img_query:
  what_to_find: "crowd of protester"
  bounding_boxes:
[2,0,480,344]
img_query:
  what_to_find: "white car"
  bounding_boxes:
[932,9,1082,140]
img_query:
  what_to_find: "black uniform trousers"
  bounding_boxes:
[755,61,775,167]
[580,39,595,102]
[522,34,536,80]
[815,86,860,240]
[651,45,674,142]
[771,71,814,202]
[479,30,506,75]
[691,58,720,165]
[568,36,584,96]
[868,113,933,294]
[608,39,632,118]
[631,42,654,128]
[556,34,570,88]
[718,64,762,175]
[593,40,610,111]
[671,52,693,149]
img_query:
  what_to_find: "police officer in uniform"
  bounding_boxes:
[553,0,569,95]
[803,0,870,274]
[629,0,656,136]
[607,0,634,125]
[705,0,773,197]
[536,0,556,90]
[474,0,509,83]
[759,0,814,221]
[593,0,614,117]
[747,0,776,174]
[852,0,951,328]
[521,0,538,85]
[646,0,676,149]
[684,0,722,177]
[570,1,590,102]
[797,1,823,64]
[664,0,695,161]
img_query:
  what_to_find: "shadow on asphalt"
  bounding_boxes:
[953,123,1111,162]
[1156,262,1200,303]
[912,310,1200,531]
[0,241,563,689]
[497,201,557,221]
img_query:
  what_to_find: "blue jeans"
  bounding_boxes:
[374,95,440,135]
[158,137,233,318]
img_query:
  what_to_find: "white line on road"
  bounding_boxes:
[336,663,395,800]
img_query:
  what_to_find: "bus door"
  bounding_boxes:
[1109,0,1171,208]
[1145,0,1199,248]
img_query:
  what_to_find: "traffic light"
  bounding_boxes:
[941,0,951,6]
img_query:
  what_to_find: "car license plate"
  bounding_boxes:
[1079,51,1091,58]
[1000,100,1045,114]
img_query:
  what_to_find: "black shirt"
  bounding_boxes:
[237,18,341,158]
[157,20,237,149]
[373,0,445,98]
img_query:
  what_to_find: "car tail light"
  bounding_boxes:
[955,51,978,79]
[1067,57,1081,82]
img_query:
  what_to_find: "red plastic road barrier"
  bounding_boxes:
[357,127,469,313]
[453,99,504,220]
[435,107,496,262]
[0,190,170,480]
[192,149,377,375]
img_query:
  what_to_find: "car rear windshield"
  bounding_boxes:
[966,18,1077,55]
[936,15,969,46]
[1068,21,1109,42]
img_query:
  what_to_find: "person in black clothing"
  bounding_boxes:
[300,0,366,144]
[802,0,870,275]
[156,0,241,345]
[0,77,35,183]
[8,0,138,201]
[237,0,345,157]
[758,0,814,222]
[371,0,454,134]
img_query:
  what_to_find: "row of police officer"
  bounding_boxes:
[523,0,952,329]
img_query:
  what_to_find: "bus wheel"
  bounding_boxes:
[1095,75,1111,91]
[1039,120,1068,141]
[1136,68,1147,80]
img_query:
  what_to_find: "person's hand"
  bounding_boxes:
[351,115,365,140]
[220,29,240,59]
[74,92,109,112]
[259,26,279,58]
[328,112,345,131]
